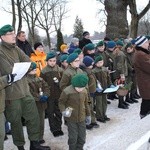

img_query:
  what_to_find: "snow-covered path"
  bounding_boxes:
[4,98,150,150]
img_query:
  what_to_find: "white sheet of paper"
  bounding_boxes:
[12,62,31,82]
[103,85,119,93]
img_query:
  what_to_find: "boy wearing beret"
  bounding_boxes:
[60,54,69,70]
[83,43,95,59]
[81,56,99,129]
[27,62,50,144]
[92,55,112,123]
[60,53,83,91]
[40,52,64,137]
[59,73,91,150]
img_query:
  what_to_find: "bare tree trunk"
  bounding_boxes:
[105,0,129,39]
[17,0,22,32]
[11,0,16,31]
[128,0,150,38]
[46,29,51,50]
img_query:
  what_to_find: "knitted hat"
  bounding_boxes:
[71,74,89,87]
[97,41,104,47]
[116,40,124,46]
[104,37,111,41]
[107,41,116,48]
[73,48,82,55]
[60,44,68,52]
[0,24,14,36]
[71,37,79,43]
[68,48,75,54]
[60,54,68,62]
[94,55,103,64]
[84,43,95,50]
[83,56,94,67]
[30,62,37,70]
[135,36,148,46]
[66,53,78,63]
[131,39,136,45]
[83,31,90,37]
[46,52,56,61]
[34,42,43,50]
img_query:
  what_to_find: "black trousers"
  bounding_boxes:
[140,99,150,116]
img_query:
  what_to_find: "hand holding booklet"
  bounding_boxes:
[103,85,119,93]
[12,62,31,82]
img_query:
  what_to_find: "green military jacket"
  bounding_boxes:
[95,51,109,68]
[81,67,96,93]
[113,51,128,79]
[59,65,83,90]
[27,74,50,109]
[0,74,9,113]
[59,85,90,122]
[27,74,50,101]
[40,65,63,99]
[0,41,31,100]
[92,66,112,90]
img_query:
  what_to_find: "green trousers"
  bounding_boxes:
[95,94,107,120]
[0,113,5,150]
[89,96,96,123]
[67,121,86,150]
[36,101,46,140]
[5,95,40,146]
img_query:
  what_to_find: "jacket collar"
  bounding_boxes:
[135,46,150,54]
[1,41,16,49]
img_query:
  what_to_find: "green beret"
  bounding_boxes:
[60,54,68,62]
[84,43,95,50]
[94,55,103,64]
[96,41,104,47]
[73,48,82,55]
[126,42,132,48]
[71,73,89,87]
[116,40,124,46]
[67,53,78,63]
[46,52,56,61]
[145,35,150,40]
[31,62,37,70]
[0,24,14,36]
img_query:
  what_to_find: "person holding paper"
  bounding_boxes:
[0,24,50,150]
[92,55,112,123]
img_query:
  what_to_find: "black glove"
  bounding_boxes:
[7,74,16,84]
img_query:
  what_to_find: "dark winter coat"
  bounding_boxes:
[133,46,150,99]
[79,38,92,50]
[59,85,90,122]
[16,39,34,57]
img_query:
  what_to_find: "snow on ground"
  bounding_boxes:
[4,98,150,150]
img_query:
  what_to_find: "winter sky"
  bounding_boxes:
[0,0,149,36]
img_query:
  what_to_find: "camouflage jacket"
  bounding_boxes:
[40,65,63,99]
